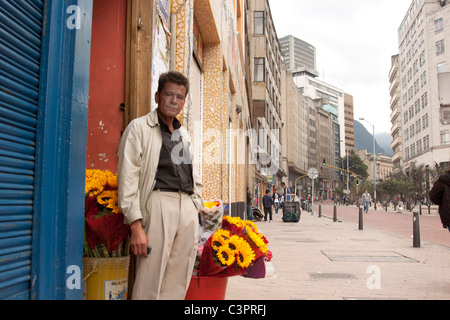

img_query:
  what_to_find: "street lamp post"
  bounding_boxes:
[359,118,377,210]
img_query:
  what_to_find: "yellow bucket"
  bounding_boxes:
[82,256,130,300]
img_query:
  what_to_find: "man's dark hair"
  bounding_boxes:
[158,71,190,96]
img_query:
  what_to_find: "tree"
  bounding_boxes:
[343,150,368,180]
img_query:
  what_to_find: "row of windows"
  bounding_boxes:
[401,30,425,71]
[402,71,427,106]
[404,113,429,141]
[400,3,423,53]
[404,135,429,159]
[403,92,428,124]
[402,49,425,84]
[400,0,423,38]
[405,130,450,160]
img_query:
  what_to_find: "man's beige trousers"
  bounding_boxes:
[132,190,198,300]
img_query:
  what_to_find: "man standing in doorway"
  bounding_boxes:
[118,71,204,300]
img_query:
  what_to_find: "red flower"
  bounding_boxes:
[85,213,130,253]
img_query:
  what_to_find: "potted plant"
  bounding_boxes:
[83,169,131,300]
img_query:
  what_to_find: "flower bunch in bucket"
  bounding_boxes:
[196,201,272,278]
[84,169,130,258]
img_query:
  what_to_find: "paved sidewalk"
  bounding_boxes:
[225,204,450,300]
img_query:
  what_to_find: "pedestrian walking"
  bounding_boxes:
[118,71,204,300]
[273,191,280,214]
[263,189,274,222]
[429,167,450,232]
[362,190,372,213]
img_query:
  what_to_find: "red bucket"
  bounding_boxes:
[185,276,228,300]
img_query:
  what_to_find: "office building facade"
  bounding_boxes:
[398,0,450,170]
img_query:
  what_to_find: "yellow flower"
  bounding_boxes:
[97,190,119,210]
[224,215,245,229]
[245,225,268,253]
[204,201,221,209]
[226,235,243,253]
[244,220,259,233]
[211,230,230,250]
[216,246,235,266]
[236,240,256,268]
[85,169,118,197]
[85,170,121,214]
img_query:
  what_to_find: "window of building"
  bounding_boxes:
[409,106,414,120]
[437,62,446,73]
[421,92,428,109]
[420,71,427,87]
[422,113,429,129]
[254,58,265,82]
[417,140,422,153]
[423,135,430,150]
[254,11,264,35]
[419,50,426,67]
[435,17,444,34]
[415,99,420,114]
[436,40,445,55]
[441,130,450,146]
[413,60,419,74]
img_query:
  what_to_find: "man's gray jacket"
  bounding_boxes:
[117,109,204,228]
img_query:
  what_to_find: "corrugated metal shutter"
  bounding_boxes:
[0,0,44,300]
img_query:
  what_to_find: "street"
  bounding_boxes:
[318,201,449,248]
[225,201,450,300]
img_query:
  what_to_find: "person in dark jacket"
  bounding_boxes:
[429,167,450,232]
[262,189,274,222]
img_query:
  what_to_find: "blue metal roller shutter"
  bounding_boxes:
[0,0,43,300]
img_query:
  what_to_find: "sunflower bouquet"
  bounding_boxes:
[197,213,272,279]
[84,169,130,258]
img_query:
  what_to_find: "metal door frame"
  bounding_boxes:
[30,0,93,300]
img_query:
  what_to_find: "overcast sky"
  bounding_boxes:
[268,0,412,134]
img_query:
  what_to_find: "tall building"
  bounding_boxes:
[279,35,317,72]
[248,0,285,200]
[292,71,346,159]
[280,69,309,193]
[389,54,403,168]
[344,93,355,152]
[398,0,450,171]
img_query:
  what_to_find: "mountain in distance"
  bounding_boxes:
[375,132,394,157]
[354,120,393,157]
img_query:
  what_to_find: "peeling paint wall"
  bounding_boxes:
[86,0,127,172]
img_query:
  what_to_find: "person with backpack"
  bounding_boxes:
[429,167,450,232]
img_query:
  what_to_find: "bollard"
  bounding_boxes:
[333,205,337,222]
[413,212,421,248]
[359,207,363,230]
[319,205,322,218]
